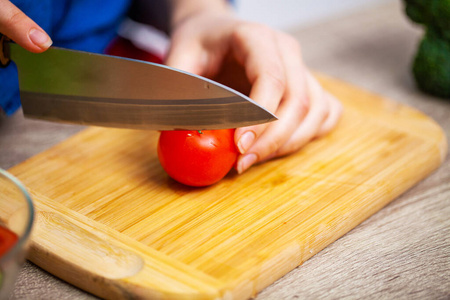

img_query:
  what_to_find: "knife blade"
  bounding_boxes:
[2,40,277,130]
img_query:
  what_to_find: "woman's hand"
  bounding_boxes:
[0,0,52,52]
[165,1,342,174]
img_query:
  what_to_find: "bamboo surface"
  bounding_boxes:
[5,74,447,299]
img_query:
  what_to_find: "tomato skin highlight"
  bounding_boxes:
[157,129,238,187]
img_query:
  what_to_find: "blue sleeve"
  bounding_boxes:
[1,0,53,116]
[50,0,130,53]
[0,63,20,116]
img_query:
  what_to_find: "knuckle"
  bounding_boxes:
[317,105,329,124]
[333,100,343,119]
[278,144,300,157]
[275,135,308,158]
[286,92,310,119]
[332,95,344,114]
[4,10,25,29]
[264,70,286,93]
[296,94,310,115]
[263,138,283,160]
[286,133,313,155]
[232,22,273,43]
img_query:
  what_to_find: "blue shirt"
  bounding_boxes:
[1,0,131,115]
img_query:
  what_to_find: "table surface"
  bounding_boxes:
[2,2,449,299]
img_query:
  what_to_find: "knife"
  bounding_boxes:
[0,36,276,130]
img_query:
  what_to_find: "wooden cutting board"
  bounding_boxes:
[5,74,447,299]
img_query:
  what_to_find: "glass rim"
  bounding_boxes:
[0,168,35,261]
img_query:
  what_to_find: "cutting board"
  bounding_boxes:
[4,74,447,299]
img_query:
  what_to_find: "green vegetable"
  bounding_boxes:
[413,31,450,98]
[404,0,433,24]
[403,0,450,98]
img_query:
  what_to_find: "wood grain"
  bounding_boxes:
[5,73,446,299]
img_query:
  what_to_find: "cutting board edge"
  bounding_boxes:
[226,148,446,298]
[316,72,449,162]
[26,189,235,300]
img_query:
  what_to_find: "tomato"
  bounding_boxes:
[157,129,238,187]
[0,225,18,257]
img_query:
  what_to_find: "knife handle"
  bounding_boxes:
[0,34,11,68]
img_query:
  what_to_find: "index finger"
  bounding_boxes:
[0,0,52,52]
[231,23,286,153]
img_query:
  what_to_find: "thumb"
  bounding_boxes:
[164,38,209,76]
[0,0,52,53]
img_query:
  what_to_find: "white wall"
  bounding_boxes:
[235,0,394,30]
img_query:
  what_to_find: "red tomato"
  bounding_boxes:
[0,225,18,257]
[157,129,238,187]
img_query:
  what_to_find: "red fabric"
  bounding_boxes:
[105,37,164,64]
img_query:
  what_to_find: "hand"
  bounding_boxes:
[165,4,343,174]
[0,0,52,52]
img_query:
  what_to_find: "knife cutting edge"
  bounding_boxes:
[0,35,277,130]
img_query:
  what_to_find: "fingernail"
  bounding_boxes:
[29,28,52,49]
[237,153,257,174]
[237,131,256,154]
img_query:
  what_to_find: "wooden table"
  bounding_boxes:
[2,2,449,299]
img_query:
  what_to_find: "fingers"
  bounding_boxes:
[236,70,342,173]
[235,28,311,173]
[0,0,52,52]
[233,25,291,152]
[271,73,332,157]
